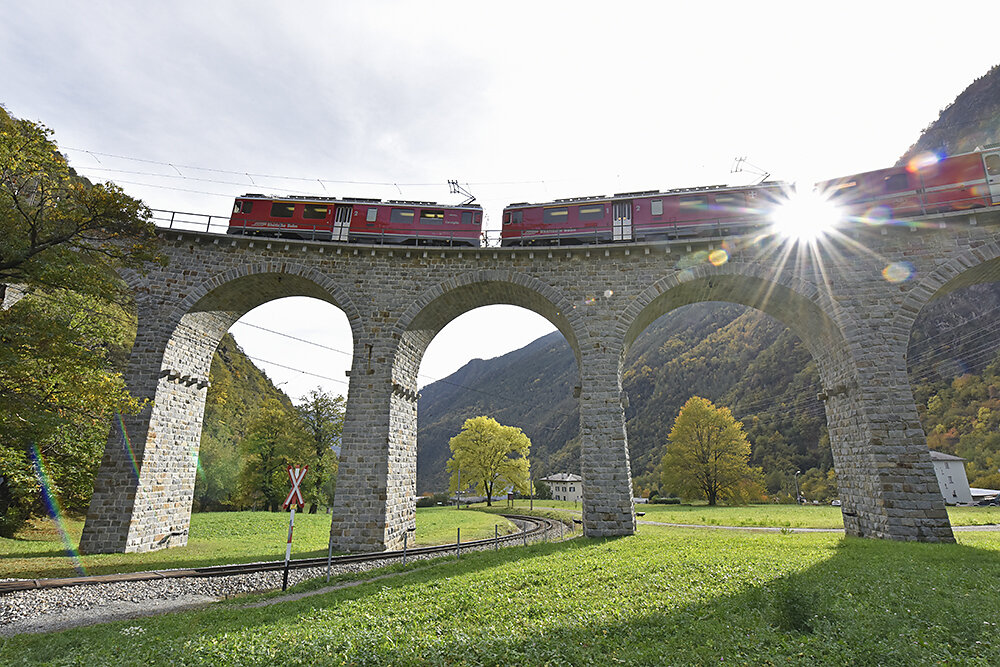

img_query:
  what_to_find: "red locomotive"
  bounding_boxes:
[227,194,483,247]
[500,146,1000,246]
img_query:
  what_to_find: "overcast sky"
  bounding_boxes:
[3,2,998,400]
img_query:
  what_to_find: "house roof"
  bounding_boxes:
[540,473,582,483]
[929,450,966,462]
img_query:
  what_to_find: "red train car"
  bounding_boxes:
[819,147,1000,220]
[228,194,483,247]
[500,183,786,246]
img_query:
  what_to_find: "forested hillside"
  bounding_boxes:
[416,62,1000,498]
[194,333,301,510]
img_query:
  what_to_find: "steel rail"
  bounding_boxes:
[0,514,565,595]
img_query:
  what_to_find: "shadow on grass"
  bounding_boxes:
[7,535,1000,664]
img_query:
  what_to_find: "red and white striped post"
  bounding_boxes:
[281,466,307,591]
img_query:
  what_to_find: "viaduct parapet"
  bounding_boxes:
[79,208,1000,553]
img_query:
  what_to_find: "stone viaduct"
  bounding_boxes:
[78,207,1000,554]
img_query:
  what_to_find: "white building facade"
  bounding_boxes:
[929,450,973,505]
[541,473,583,504]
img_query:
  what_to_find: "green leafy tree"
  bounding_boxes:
[446,416,531,507]
[295,387,344,513]
[661,396,765,506]
[237,399,311,511]
[0,108,161,536]
[0,108,161,302]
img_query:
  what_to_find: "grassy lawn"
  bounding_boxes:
[502,498,1000,529]
[0,508,517,580]
[4,525,1000,664]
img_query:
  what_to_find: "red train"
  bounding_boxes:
[226,147,1000,247]
[499,147,1000,246]
[227,194,483,246]
[500,183,786,246]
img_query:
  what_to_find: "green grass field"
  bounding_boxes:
[0,508,518,580]
[4,525,1000,664]
[502,499,1000,529]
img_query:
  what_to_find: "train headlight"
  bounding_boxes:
[770,187,842,242]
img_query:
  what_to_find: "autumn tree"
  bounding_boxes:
[295,388,344,513]
[446,416,531,506]
[661,396,765,506]
[237,399,311,511]
[0,108,161,536]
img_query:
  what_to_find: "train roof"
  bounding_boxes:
[503,181,785,209]
[236,194,482,209]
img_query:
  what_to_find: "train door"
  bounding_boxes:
[613,201,633,242]
[983,150,1000,205]
[332,205,352,242]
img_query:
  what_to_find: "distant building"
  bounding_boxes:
[541,473,582,503]
[929,450,973,505]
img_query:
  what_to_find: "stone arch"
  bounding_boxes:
[161,261,362,378]
[392,269,586,388]
[82,262,358,553]
[893,244,1000,347]
[330,271,586,551]
[620,262,855,365]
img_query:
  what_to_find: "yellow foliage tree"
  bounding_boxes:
[661,396,765,506]
[446,416,531,507]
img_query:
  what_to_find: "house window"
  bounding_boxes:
[570,486,575,492]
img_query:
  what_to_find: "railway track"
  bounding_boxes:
[0,514,566,596]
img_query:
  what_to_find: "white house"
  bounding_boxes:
[929,450,973,505]
[541,473,583,504]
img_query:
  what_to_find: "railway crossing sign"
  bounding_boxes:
[282,466,308,510]
[281,465,307,591]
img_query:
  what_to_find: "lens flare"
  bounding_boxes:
[906,151,941,173]
[770,187,843,242]
[116,413,140,480]
[882,261,914,283]
[30,444,87,575]
[708,249,729,266]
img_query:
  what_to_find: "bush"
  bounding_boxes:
[651,497,681,505]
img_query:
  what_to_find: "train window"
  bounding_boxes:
[420,210,445,224]
[302,204,328,220]
[714,193,745,208]
[390,208,415,224]
[986,154,1000,176]
[829,180,858,198]
[543,207,568,224]
[270,202,295,218]
[367,208,378,222]
[578,205,605,222]
[505,210,523,225]
[233,200,254,214]
[651,199,663,216]
[883,173,910,193]
[462,211,473,225]
[679,196,707,209]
